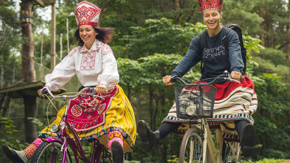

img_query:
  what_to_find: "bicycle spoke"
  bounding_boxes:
[32,141,71,163]
[180,128,207,163]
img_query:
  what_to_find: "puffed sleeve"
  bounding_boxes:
[44,48,77,91]
[97,44,119,88]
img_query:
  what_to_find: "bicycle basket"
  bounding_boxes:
[174,84,216,119]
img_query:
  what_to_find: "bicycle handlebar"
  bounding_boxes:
[170,70,241,86]
[45,87,105,100]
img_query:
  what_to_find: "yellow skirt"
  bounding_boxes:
[39,85,136,153]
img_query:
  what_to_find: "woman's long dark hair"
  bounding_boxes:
[74,26,114,46]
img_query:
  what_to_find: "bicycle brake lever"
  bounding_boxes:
[230,79,241,84]
[89,87,95,97]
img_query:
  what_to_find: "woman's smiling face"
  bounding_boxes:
[79,25,98,49]
[203,9,222,31]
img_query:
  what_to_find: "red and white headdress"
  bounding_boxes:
[197,0,223,12]
[74,1,101,27]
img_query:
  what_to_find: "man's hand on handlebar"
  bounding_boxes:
[230,71,245,81]
[95,86,106,94]
[163,75,175,85]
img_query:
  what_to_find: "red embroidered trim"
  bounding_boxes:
[101,44,113,55]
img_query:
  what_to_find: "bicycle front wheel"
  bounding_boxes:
[179,127,210,163]
[223,141,241,163]
[31,141,72,163]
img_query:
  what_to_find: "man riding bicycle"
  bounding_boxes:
[137,0,257,158]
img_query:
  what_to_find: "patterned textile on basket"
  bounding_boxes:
[177,85,215,117]
[162,75,258,142]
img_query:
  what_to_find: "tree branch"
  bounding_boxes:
[277,41,290,50]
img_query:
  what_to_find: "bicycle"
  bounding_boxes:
[171,71,242,163]
[31,87,117,163]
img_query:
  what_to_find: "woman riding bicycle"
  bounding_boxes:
[138,0,257,158]
[2,1,136,163]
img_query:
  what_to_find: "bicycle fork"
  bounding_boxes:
[61,138,68,163]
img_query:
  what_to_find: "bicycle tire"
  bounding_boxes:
[31,141,72,163]
[179,127,210,163]
[223,141,241,163]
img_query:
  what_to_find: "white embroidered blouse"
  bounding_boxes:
[44,39,119,91]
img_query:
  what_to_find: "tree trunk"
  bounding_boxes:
[287,0,290,60]
[0,95,11,131]
[172,0,182,24]
[23,94,37,143]
[1,95,11,117]
[149,84,154,129]
[260,7,265,47]
[21,0,37,143]
[172,0,179,10]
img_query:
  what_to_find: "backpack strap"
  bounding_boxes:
[222,27,231,51]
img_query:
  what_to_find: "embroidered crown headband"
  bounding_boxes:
[74,1,101,27]
[197,0,223,12]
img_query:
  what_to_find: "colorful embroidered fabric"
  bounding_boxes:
[74,1,101,27]
[39,85,136,153]
[107,131,123,150]
[197,0,223,12]
[23,144,37,160]
[67,86,117,131]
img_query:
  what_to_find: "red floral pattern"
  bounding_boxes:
[67,86,118,131]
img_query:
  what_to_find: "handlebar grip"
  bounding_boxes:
[240,76,245,81]
[41,88,49,98]
[170,76,177,83]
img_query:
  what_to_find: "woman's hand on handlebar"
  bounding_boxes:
[231,71,245,81]
[95,86,106,94]
[37,88,49,98]
[163,75,175,85]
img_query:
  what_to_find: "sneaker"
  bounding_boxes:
[2,145,28,163]
[240,124,256,157]
[137,120,160,152]
[111,141,124,163]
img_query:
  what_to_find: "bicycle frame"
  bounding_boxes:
[174,71,241,163]
[193,118,240,163]
[43,89,113,163]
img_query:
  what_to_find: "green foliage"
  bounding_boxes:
[27,117,44,134]
[243,158,286,163]
[117,18,206,59]
[255,48,288,66]
[222,0,264,35]
[244,36,264,54]
[0,116,29,162]
[252,73,290,159]
[0,12,23,87]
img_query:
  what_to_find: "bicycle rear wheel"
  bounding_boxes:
[31,141,72,163]
[179,127,210,163]
[223,141,241,163]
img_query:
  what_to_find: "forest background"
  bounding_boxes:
[0,0,290,162]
